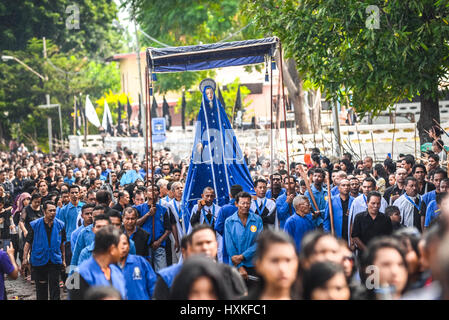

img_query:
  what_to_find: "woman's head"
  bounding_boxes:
[254,230,299,293]
[393,229,421,277]
[300,230,343,270]
[170,255,230,300]
[30,193,42,208]
[361,237,408,298]
[302,262,350,300]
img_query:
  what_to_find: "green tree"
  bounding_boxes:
[0,38,121,149]
[244,0,449,143]
[126,0,259,93]
[0,0,124,60]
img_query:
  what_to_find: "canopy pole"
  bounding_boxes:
[145,67,150,187]
[270,56,274,179]
[279,43,290,184]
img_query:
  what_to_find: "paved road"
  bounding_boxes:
[5,276,67,300]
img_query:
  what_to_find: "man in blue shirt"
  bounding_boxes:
[56,185,84,269]
[135,185,171,271]
[304,168,328,227]
[68,226,127,300]
[276,176,298,229]
[225,191,263,288]
[424,192,447,229]
[23,201,66,300]
[215,184,242,265]
[70,206,106,272]
[70,203,95,253]
[0,242,19,300]
[283,195,317,253]
[99,160,110,181]
[266,173,286,200]
[64,169,75,186]
[118,233,157,300]
[323,179,354,241]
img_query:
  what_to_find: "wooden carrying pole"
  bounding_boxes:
[297,165,320,214]
[326,173,335,236]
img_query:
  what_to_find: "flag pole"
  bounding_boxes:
[326,173,335,236]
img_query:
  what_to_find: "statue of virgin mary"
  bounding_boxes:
[182,78,255,222]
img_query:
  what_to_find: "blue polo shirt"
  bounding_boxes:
[156,262,183,290]
[71,225,95,270]
[266,188,286,200]
[134,203,169,247]
[64,176,75,186]
[78,241,137,267]
[284,213,316,253]
[78,256,127,299]
[70,224,87,254]
[119,254,157,300]
[215,199,238,265]
[422,190,436,207]
[275,193,296,229]
[224,211,263,268]
[56,201,84,243]
[425,200,440,228]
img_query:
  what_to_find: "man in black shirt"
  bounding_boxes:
[352,191,393,252]
[112,191,130,214]
[413,164,435,195]
[122,207,151,259]
[384,168,407,205]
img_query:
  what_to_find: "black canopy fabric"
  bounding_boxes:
[147,37,278,73]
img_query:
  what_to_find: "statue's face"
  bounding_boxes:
[206,88,214,101]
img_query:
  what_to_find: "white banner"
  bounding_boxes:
[85,95,101,128]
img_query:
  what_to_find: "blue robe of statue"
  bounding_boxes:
[182,84,255,217]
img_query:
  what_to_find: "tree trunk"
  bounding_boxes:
[417,78,440,144]
[276,54,311,134]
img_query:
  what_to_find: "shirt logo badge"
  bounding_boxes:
[250,225,257,233]
[133,267,142,280]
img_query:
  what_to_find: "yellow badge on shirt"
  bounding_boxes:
[250,225,257,233]
[324,196,328,201]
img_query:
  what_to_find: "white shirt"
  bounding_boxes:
[393,194,420,228]
[251,196,277,229]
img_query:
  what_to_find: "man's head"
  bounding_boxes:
[201,187,215,206]
[412,164,427,182]
[363,156,373,171]
[189,224,217,259]
[361,177,377,196]
[93,214,111,234]
[171,182,183,200]
[367,191,382,215]
[146,185,160,203]
[81,203,96,226]
[270,173,282,189]
[108,210,122,229]
[433,168,448,192]
[428,154,440,171]
[293,195,311,217]
[61,190,70,206]
[172,169,181,182]
[133,190,145,206]
[118,191,130,206]
[235,191,252,215]
[254,179,268,198]
[43,201,57,222]
[385,205,401,224]
[37,180,48,195]
[349,177,360,195]
[122,207,138,231]
[229,184,243,199]
[401,156,415,173]
[88,168,97,180]
[69,185,80,203]
[440,179,449,193]
[87,190,97,205]
[404,177,418,197]
[395,168,408,184]
[157,179,169,197]
[96,190,112,207]
[338,179,350,197]
[161,163,171,176]
[334,171,348,186]
[93,225,121,264]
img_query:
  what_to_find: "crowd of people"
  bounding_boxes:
[1,125,449,301]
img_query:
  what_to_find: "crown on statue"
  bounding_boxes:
[199,78,216,93]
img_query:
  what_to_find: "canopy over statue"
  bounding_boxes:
[182,78,255,213]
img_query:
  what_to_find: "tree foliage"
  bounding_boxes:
[244,0,449,141]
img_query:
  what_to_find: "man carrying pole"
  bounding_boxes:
[299,166,326,228]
